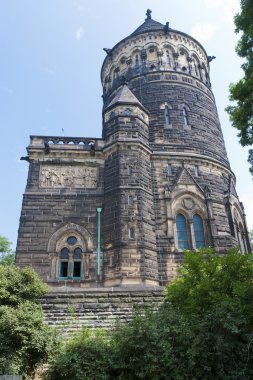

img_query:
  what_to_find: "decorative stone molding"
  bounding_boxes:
[40,165,98,188]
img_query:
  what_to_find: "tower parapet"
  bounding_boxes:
[102,12,211,101]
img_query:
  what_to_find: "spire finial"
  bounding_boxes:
[146,9,152,20]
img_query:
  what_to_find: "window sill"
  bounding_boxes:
[164,124,172,129]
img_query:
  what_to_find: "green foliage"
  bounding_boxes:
[226,0,253,175]
[46,249,253,380]
[0,252,15,266]
[165,248,253,326]
[45,328,112,380]
[0,265,48,307]
[0,302,57,377]
[0,236,12,254]
[0,236,15,266]
[110,307,192,380]
[0,266,58,378]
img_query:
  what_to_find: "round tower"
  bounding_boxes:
[102,10,251,283]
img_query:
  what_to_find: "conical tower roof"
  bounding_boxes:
[131,17,164,36]
[105,84,148,112]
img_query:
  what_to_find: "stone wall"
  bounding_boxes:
[41,287,164,335]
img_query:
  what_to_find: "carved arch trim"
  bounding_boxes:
[47,223,94,253]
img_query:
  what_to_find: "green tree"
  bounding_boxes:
[0,235,15,266]
[46,249,253,380]
[0,265,58,378]
[226,0,253,176]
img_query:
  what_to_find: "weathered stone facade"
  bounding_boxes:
[16,11,251,288]
[41,287,164,333]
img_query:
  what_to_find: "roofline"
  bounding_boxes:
[101,27,210,83]
[103,100,150,114]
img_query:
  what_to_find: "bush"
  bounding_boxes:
[45,328,112,380]
[46,249,253,380]
[0,266,58,378]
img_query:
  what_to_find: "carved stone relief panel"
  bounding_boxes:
[182,197,195,210]
[40,165,98,188]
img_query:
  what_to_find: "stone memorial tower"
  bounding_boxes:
[16,10,251,288]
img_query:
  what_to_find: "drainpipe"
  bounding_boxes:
[97,207,102,286]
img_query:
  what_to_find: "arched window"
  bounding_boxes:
[135,54,140,72]
[193,214,205,249]
[73,247,82,278]
[128,195,134,206]
[129,227,135,239]
[176,214,189,249]
[167,163,172,175]
[182,107,189,126]
[60,247,69,278]
[165,105,171,125]
[166,50,171,64]
[58,235,84,280]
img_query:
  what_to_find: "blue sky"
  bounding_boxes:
[0,0,252,249]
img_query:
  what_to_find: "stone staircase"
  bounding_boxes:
[41,286,165,335]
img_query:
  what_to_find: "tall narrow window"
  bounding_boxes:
[129,227,135,239]
[166,50,170,64]
[73,247,82,278]
[176,214,189,249]
[194,165,199,177]
[128,195,134,206]
[60,247,69,278]
[135,54,140,72]
[167,163,172,175]
[193,214,205,249]
[165,105,171,125]
[183,107,189,126]
[128,166,132,175]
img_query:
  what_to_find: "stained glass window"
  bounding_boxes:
[193,214,205,248]
[176,214,189,249]
[67,236,77,245]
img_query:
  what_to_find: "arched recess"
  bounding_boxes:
[180,103,191,127]
[160,102,173,125]
[170,190,209,251]
[161,43,176,66]
[191,53,201,77]
[47,223,94,281]
[178,45,189,70]
[143,43,159,65]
